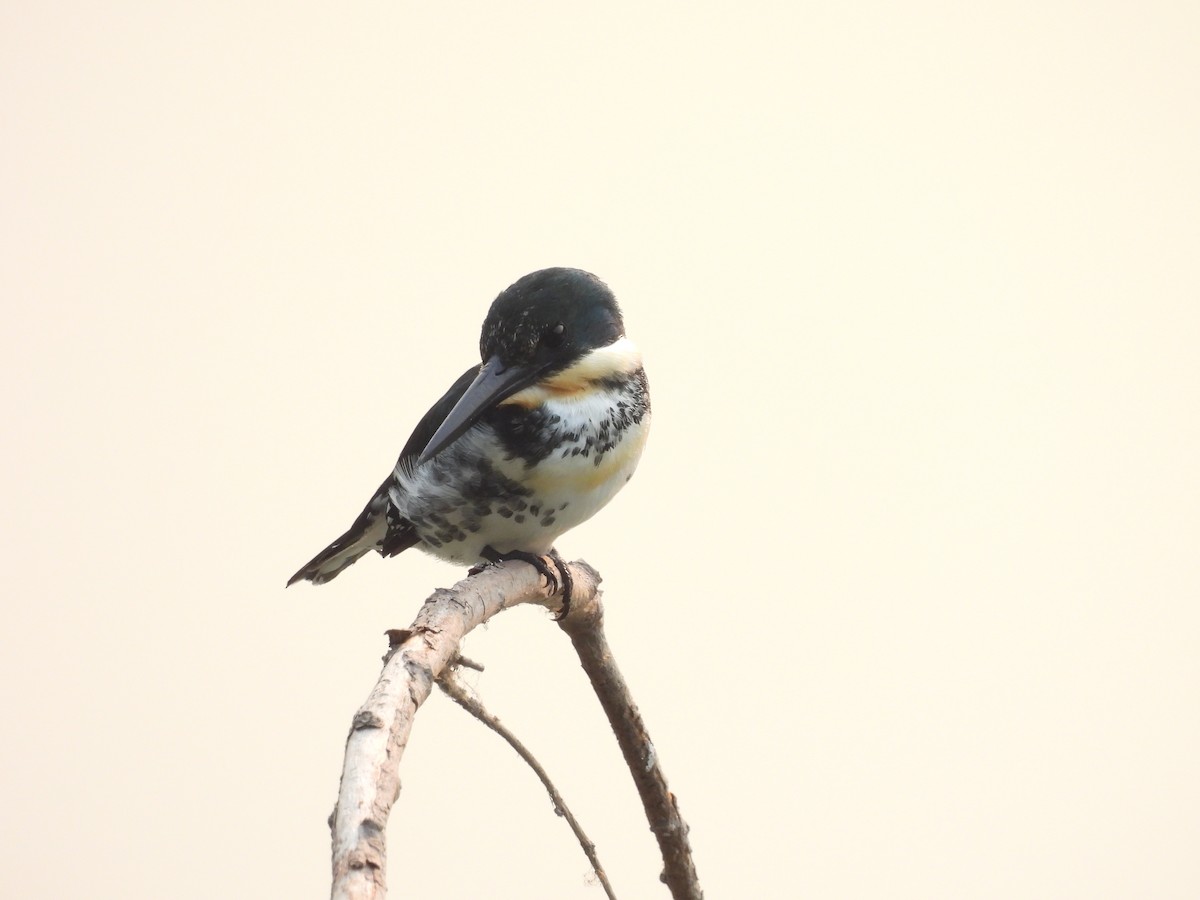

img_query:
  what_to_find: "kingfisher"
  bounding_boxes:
[287,267,650,613]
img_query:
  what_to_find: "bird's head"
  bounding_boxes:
[418,268,640,464]
[478,267,624,373]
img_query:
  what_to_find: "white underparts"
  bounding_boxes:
[390,364,650,565]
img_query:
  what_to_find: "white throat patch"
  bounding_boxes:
[502,337,643,406]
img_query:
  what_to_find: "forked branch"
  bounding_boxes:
[328,559,702,900]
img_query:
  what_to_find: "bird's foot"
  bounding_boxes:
[546,549,574,620]
[480,546,573,618]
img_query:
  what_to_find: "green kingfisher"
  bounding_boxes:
[287,267,650,611]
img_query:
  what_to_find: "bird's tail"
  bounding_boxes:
[287,494,389,587]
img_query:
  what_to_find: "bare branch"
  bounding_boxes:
[437,665,619,900]
[328,558,703,900]
[329,560,597,900]
[557,594,704,899]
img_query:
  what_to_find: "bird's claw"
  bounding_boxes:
[480,546,574,618]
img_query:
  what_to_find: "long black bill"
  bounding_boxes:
[417,356,543,465]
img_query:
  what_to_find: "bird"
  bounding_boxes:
[287,267,650,613]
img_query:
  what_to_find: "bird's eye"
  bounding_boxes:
[543,323,566,348]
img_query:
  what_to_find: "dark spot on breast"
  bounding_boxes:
[540,516,556,527]
[529,504,541,516]
[497,506,513,518]
[514,514,526,523]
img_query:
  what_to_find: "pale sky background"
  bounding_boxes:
[2,2,1198,898]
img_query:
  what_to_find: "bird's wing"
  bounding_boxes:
[378,363,480,557]
[287,364,481,583]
